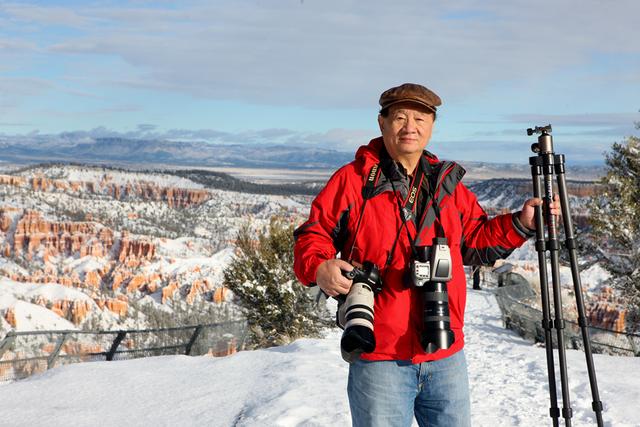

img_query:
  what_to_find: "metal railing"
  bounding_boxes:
[486,272,640,357]
[0,320,247,382]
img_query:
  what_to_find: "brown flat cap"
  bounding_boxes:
[379,83,442,113]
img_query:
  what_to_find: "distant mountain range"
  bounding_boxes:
[0,135,354,169]
[0,135,604,180]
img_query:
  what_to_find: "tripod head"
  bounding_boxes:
[526,124,552,136]
[527,124,554,154]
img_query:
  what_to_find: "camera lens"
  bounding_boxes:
[420,281,455,352]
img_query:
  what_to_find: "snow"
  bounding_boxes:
[22,283,94,304]
[155,236,222,259]
[64,256,108,275]
[580,264,612,293]
[0,257,28,276]
[5,300,77,332]
[30,166,207,190]
[0,279,94,331]
[0,278,93,309]
[1,290,637,426]
[502,241,613,293]
[147,246,235,286]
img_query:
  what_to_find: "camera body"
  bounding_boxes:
[410,237,456,353]
[411,238,453,287]
[336,261,382,363]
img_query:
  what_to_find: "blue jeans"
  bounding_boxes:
[347,350,471,427]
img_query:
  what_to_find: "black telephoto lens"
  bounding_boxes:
[420,281,455,353]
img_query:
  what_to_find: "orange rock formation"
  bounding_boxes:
[186,280,208,304]
[208,337,238,357]
[0,172,210,208]
[162,281,180,304]
[213,287,230,304]
[118,232,156,263]
[7,210,115,262]
[84,270,102,289]
[50,300,92,324]
[4,308,16,327]
[588,302,626,332]
[96,296,129,317]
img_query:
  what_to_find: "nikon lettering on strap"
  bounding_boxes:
[362,163,381,200]
[368,163,379,183]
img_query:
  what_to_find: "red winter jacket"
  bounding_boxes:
[294,137,532,363]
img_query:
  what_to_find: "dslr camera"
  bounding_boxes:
[410,237,456,353]
[336,261,382,363]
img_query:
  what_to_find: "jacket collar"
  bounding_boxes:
[356,137,439,200]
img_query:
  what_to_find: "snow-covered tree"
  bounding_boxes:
[223,217,329,348]
[591,122,640,330]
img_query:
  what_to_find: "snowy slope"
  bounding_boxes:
[0,289,637,427]
[20,165,207,190]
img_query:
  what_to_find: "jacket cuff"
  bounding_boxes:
[512,212,536,238]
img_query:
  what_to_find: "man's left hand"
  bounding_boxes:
[518,195,561,230]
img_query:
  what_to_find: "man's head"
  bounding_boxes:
[377,83,441,165]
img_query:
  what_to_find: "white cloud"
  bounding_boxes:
[2,1,638,108]
[1,2,92,27]
[505,113,640,128]
[0,77,52,99]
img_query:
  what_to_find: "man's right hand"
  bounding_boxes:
[315,259,354,297]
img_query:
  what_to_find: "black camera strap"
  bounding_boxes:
[386,161,446,269]
[390,166,424,256]
[346,163,381,262]
[347,155,449,270]
[400,164,424,223]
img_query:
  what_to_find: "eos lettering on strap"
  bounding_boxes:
[402,165,425,222]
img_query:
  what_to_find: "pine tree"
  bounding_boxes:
[591,122,640,330]
[223,217,330,348]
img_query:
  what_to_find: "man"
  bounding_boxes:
[293,83,559,426]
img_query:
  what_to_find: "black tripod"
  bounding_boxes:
[528,125,604,427]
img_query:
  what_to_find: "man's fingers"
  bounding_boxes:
[334,259,354,274]
[324,281,350,297]
[334,275,353,294]
[337,274,352,285]
[315,258,355,297]
[335,285,351,295]
[525,198,543,207]
[327,261,353,295]
[550,194,561,216]
[526,196,560,210]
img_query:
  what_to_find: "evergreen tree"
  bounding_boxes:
[591,122,640,330]
[223,217,330,348]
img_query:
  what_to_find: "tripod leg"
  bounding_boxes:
[543,159,573,427]
[531,159,560,427]
[555,156,604,427]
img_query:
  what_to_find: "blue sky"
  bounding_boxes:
[1,0,639,164]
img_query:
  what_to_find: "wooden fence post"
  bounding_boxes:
[185,326,203,355]
[628,334,639,357]
[47,332,69,370]
[107,332,127,361]
[0,331,17,360]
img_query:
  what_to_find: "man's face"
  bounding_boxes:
[378,103,435,164]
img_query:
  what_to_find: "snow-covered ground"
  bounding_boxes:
[0,289,637,427]
[22,165,208,190]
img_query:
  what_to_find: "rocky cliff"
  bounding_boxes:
[0,206,231,328]
[0,173,210,208]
